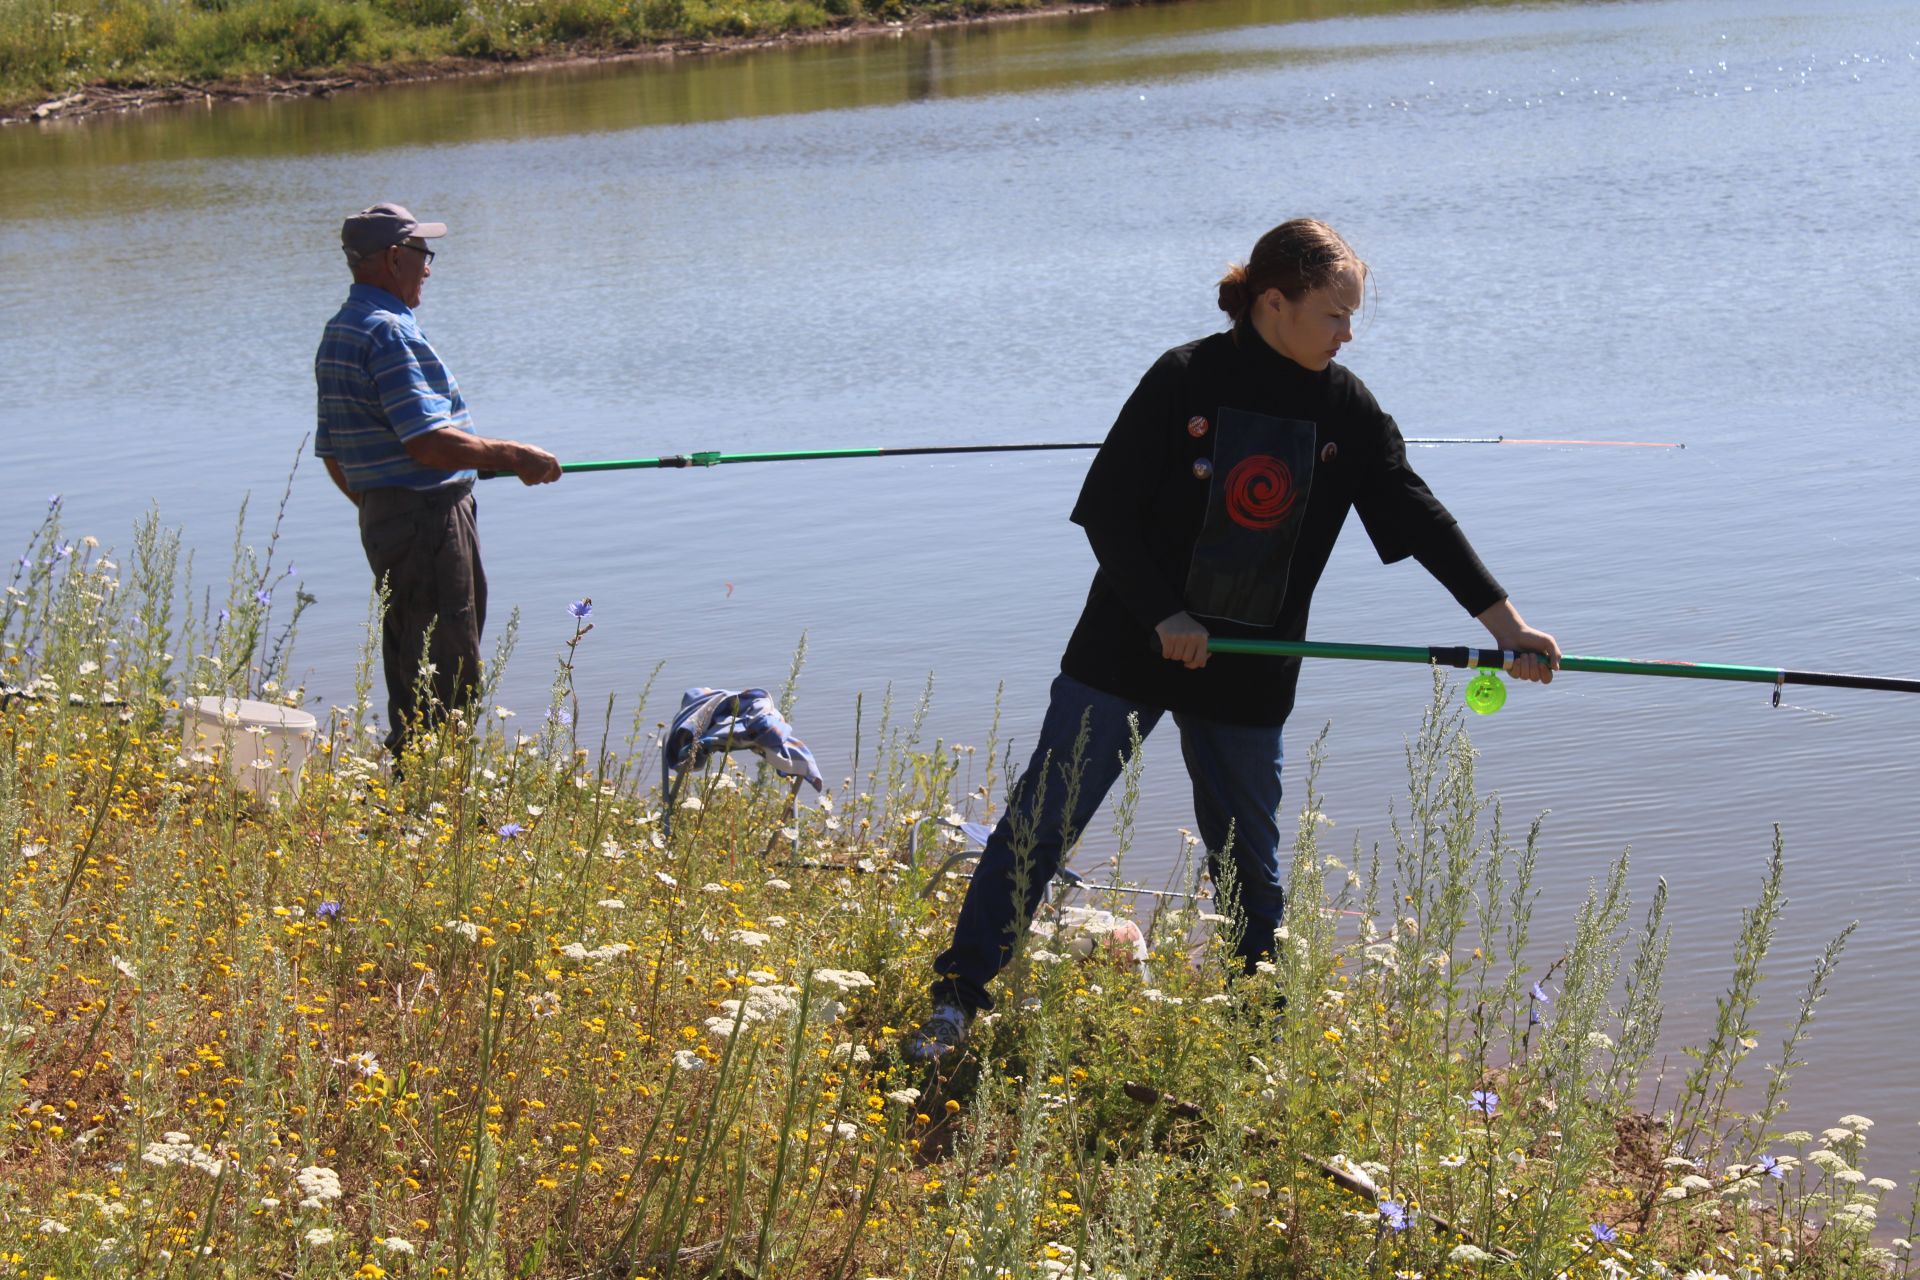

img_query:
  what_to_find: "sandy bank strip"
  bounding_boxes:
[3,0,1115,126]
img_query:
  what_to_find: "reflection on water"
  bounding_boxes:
[5,0,1564,187]
[4,0,1920,1185]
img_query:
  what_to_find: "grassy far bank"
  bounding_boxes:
[0,0,1120,117]
[4,493,1920,1280]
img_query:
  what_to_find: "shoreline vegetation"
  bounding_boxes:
[5,496,1919,1277]
[0,0,1124,123]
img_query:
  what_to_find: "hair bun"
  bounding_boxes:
[1216,263,1252,319]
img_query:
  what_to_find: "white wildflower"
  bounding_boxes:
[1680,1175,1713,1191]
[1869,1176,1898,1191]
[1839,1114,1875,1130]
[830,1042,873,1065]
[886,1088,922,1106]
[702,882,729,894]
[1438,1153,1468,1168]
[380,1237,417,1256]
[304,1227,335,1247]
[527,991,561,1019]
[1449,1245,1495,1264]
[673,1050,704,1072]
[831,1121,858,1140]
[446,920,482,941]
[812,969,874,993]
[561,941,632,962]
[1835,1168,1867,1184]
[764,878,792,891]
[260,1197,280,1209]
[1808,1149,1851,1172]
[733,930,770,948]
[1821,1127,1856,1144]
[38,1219,69,1235]
[705,983,804,1037]
[295,1165,342,1205]
[1780,1130,1812,1143]
[110,955,137,979]
[343,1051,380,1078]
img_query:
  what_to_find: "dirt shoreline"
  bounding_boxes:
[1,0,1115,126]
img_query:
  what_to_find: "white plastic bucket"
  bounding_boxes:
[184,696,319,802]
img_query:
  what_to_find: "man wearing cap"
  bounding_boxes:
[316,202,562,757]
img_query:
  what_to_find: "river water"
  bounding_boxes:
[3,0,1918,1170]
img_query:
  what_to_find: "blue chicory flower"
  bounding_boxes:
[316,900,342,920]
[1379,1200,1410,1231]
[56,542,74,558]
[497,822,524,839]
[1530,981,1550,1003]
[568,599,593,620]
[1757,1154,1782,1179]
[1528,1006,1543,1027]
[48,494,61,507]
[1469,1089,1498,1117]
[1590,1222,1617,1244]
[254,588,272,605]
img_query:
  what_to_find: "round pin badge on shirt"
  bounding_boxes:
[1320,442,1339,463]
[1192,457,1214,480]
[1187,416,1210,438]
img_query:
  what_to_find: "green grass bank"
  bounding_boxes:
[2,493,1918,1278]
[0,0,1128,119]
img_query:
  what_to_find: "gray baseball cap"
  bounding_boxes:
[341,202,447,260]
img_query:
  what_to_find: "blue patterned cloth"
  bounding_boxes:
[666,688,823,791]
[314,283,475,491]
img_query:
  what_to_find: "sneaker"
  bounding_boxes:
[903,1002,972,1064]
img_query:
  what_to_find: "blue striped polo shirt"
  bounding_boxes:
[314,283,476,490]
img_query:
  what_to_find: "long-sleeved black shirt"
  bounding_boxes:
[1059,324,1506,726]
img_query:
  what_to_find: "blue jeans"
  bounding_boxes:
[931,674,1286,1014]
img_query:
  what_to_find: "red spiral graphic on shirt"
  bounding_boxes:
[1225,455,1296,530]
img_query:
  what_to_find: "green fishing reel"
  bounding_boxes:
[1465,670,1507,715]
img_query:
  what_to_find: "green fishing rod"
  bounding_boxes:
[481,434,1684,479]
[1198,638,1920,714]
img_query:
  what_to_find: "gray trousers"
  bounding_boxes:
[358,483,487,755]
